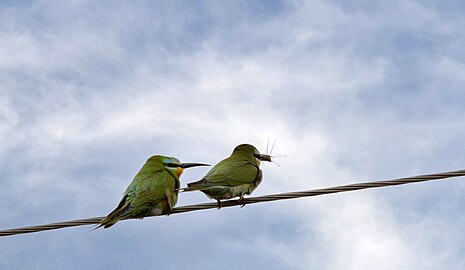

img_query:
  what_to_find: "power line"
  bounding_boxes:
[1,168,464,237]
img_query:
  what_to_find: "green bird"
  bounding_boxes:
[183,144,272,208]
[98,155,209,228]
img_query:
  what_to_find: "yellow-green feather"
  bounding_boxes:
[186,144,263,200]
[99,155,180,228]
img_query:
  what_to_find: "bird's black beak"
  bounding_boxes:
[180,163,210,169]
[256,154,272,162]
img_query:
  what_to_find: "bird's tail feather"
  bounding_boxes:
[178,179,207,192]
[91,217,117,230]
[177,186,200,192]
[92,195,131,230]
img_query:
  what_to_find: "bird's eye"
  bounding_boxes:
[166,163,179,168]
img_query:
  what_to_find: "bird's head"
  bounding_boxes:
[232,144,272,162]
[148,155,210,177]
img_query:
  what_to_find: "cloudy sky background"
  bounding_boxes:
[1,0,465,269]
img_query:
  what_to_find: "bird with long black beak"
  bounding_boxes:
[97,155,209,228]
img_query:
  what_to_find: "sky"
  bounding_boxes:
[1,0,465,269]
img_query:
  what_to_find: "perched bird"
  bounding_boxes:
[183,144,272,208]
[98,155,209,228]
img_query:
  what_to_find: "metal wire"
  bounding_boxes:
[1,168,464,237]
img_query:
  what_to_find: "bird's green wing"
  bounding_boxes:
[105,170,176,220]
[130,170,177,208]
[202,158,259,186]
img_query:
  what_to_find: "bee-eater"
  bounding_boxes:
[98,155,209,228]
[183,144,271,208]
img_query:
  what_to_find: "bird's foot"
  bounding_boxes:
[239,196,246,208]
[217,200,222,210]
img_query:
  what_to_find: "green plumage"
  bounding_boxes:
[185,144,270,204]
[98,155,208,228]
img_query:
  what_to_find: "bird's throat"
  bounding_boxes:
[176,167,184,177]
